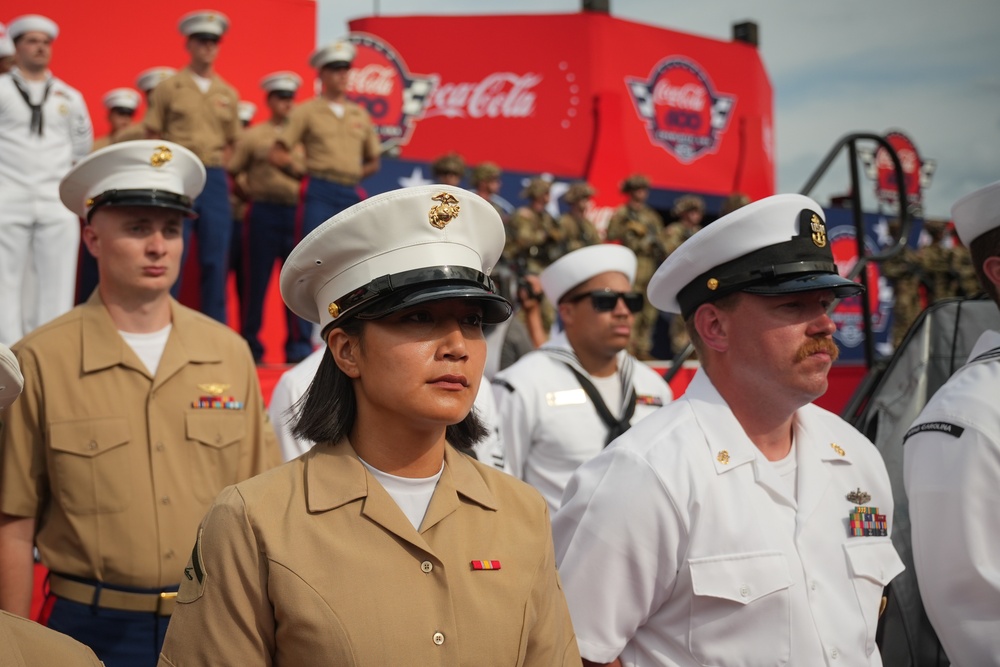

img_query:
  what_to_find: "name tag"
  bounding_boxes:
[546,389,586,406]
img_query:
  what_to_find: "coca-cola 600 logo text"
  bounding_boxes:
[346,33,437,148]
[626,57,736,163]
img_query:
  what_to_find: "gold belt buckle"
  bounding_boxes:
[157,590,178,616]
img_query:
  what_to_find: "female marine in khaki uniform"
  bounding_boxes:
[158,185,581,666]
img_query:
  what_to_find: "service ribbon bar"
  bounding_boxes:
[471,560,501,570]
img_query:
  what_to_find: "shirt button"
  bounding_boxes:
[420,560,433,573]
[739,584,750,598]
[165,549,175,559]
[810,581,817,591]
[432,631,445,646]
[155,442,165,452]
[87,440,98,451]
[161,496,171,505]
[830,648,840,660]
[215,434,222,444]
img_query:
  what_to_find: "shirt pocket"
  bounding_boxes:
[47,417,132,515]
[688,551,792,667]
[843,538,905,657]
[185,411,246,503]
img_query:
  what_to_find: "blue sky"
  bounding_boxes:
[318,0,1000,220]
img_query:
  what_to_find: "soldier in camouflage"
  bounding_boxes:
[881,220,925,348]
[918,219,959,304]
[506,177,567,275]
[605,174,665,358]
[431,151,465,187]
[559,182,600,252]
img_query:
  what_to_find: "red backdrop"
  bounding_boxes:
[2,0,317,137]
[350,12,775,204]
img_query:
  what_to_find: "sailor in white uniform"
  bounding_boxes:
[904,180,1000,667]
[553,194,905,667]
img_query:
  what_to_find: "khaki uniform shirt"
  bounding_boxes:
[144,68,241,167]
[113,121,146,143]
[0,610,103,667]
[0,293,282,589]
[277,98,379,184]
[159,442,580,666]
[659,221,699,256]
[228,121,302,206]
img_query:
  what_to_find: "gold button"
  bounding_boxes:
[432,632,445,646]
[421,560,433,573]
[328,302,340,319]
[707,278,719,290]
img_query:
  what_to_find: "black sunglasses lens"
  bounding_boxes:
[590,293,618,311]
[623,293,643,312]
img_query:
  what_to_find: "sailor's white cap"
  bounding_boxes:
[541,245,637,305]
[102,88,141,112]
[951,180,1000,247]
[309,40,356,70]
[261,71,302,95]
[0,23,14,57]
[649,193,862,317]
[0,343,23,411]
[60,140,206,220]
[8,15,59,40]
[136,67,176,93]
[237,101,256,123]
[178,10,229,38]
[281,185,512,331]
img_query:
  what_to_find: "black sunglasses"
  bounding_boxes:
[566,290,644,313]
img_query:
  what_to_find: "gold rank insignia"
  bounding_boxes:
[846,488,872,504]
[831,442,846,456]
[428,192,460,229]
[151,145,173,168]
[810,214,827,248]
[198,383,230,397]
[717,450,730,464]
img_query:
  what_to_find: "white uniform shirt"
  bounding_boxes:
[492,331,672,513]
[269,347,505,469]
[904,329,1000,667]
[553,369,905,667]
[0,69,92,217]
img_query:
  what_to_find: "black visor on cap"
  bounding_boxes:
[86,189,197,222]
[677,208,859,318]
[269,90,295,100]
[328,265,513,328]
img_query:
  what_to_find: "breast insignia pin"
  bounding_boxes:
[846,488,871,504]
[198,383,230,397]
[717,450,730,465]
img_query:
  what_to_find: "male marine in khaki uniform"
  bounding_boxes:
[93,88,141,152]
[605,174,666,358]
[144,10,241,323]
[228,71,312,364]
[270,40,380,238]
[112,67,177,144]
[0,141,281,667]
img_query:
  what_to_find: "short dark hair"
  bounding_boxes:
[292,319,487,451]
[970,226,1000,305]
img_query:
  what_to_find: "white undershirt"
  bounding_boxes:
[590,372,624,417]
[770,438,799,502]
[119,324,172,375]
[24,79,48,103]
[359,458,444,530]
[190,73,212,94]
[329,102,345,119]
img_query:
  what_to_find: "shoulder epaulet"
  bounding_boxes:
[491,378,515,393]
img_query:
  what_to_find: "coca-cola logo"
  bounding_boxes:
[346,33,438,147]
[626,57,736,163]
[423,72,541,119]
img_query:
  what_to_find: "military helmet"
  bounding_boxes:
[620,174,651,194]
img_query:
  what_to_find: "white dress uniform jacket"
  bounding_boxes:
[0,67,93,343]
[553,369,905,667]
[270,347,506,469]
[904,329,1000,667]
[493,331,671,513]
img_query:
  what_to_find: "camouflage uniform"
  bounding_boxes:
[917,243,957,304]
[606,193,665,357]
[505,178,566,274]
[559,182,600,252]
[951,244,982,298]
[881,245,924,347]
